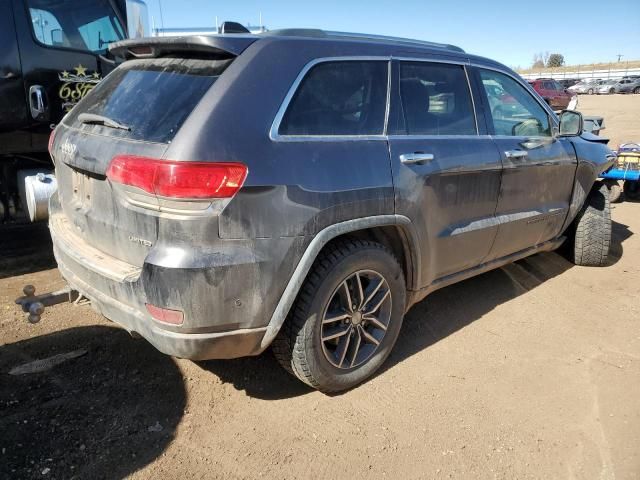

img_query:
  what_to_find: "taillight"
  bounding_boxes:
[106,155,247,199]
[48,129,56,156]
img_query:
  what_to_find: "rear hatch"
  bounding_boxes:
[51,39,251,267]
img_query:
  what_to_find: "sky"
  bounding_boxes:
[144,0,640,69]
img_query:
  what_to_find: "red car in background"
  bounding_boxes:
[528,78,575,110]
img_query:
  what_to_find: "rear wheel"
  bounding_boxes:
[609,88,615,94]
[570,183,611,266]
[588,88,594,95]
[272,239,406,392]
[634,87,640,94]
[623,180,640,201]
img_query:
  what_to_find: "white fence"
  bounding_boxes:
[519,67,640,81]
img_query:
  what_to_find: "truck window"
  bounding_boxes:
[26,0,125,53]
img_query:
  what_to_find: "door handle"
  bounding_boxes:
[504,150,528,159]
[399,152,434,165]
[29,85,48,120]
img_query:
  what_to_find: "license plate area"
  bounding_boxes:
[71,169,95,210]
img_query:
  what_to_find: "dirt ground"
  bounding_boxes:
[577,94,640,149]
[1,95,639,480]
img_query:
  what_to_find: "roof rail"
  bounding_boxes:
[262,29,464,53]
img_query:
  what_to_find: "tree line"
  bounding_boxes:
[532,52,565,68]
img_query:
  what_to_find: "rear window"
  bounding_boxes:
[65,58,232,143]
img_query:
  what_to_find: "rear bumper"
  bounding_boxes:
[49,210,268,360]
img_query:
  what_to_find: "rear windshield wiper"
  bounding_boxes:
[78,113,131,131]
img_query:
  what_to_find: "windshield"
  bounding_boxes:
[26,0,125,54]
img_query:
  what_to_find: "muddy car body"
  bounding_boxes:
[47,31,614,391]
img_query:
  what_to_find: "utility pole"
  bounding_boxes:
[617,54,623,62]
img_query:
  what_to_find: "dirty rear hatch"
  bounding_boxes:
[51,51,237,267]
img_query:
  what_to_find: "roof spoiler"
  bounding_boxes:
[109,35,258,60]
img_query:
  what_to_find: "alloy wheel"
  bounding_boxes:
[320,270,392,369]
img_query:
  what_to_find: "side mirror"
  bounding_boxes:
[558,110,583,136]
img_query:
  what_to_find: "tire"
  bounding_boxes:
[634,87,640,94]
[570,183,611,266]
[623,180,640,201]
[606,181,622,203]
[588,88,594,95]
[272,239,406,392]
[609,88,615,94]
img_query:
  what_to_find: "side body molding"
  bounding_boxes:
[260,214,414,350]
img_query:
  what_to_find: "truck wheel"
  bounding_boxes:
[623,181,640,201]
[606,180,622,203]
[571,183,611,267]
[272,239,406,392]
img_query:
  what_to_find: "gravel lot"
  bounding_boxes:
[1,95,639,479]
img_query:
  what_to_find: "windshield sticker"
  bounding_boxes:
[58,65,101,112]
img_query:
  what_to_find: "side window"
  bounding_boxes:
[278,61,388,136]
[479,69,551,137]
[78,16,125,52]
[29,8,65,47]
[398,62,476,135]
[26,0,125,53]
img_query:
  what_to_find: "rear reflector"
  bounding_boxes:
[106,155,247,199]
[145,303,184,325]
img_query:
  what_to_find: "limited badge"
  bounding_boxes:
[58,65,102,112]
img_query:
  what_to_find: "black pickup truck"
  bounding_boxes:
[0,0,148,222]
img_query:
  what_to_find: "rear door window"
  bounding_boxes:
[398,62,476,135]
[278,61,388,136]
[65,58,232,143]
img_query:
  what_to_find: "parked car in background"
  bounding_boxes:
[558,78,580,89]
[34,30,615,392]
[614,78,640,94]
[597,80,620,94]
[528,78,575,109]
[569,79,605,95]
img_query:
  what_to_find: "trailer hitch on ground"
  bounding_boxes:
[15,285,83,324]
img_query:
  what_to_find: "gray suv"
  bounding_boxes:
[44,30,614,392]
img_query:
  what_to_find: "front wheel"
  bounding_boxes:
[634,87,640,94]
[570,183,611,266]
[272,239,406,392]
[588,88,594,95]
